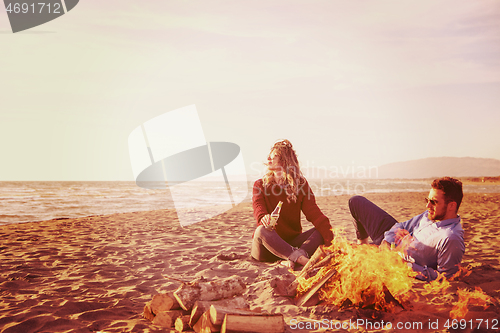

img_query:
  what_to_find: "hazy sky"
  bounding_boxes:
[1,0,499,181]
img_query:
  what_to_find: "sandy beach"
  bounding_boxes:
[1,192,499,332]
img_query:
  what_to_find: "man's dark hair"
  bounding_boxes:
[431,177,463,210]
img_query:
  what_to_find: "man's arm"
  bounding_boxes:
[382,213,425,246]
[409,236,465,281]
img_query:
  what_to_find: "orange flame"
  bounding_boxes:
[297,231,416,311]
[450,287,492,319]
[296,230,493,318]
[449,265,472,281]
[422,273,450,295]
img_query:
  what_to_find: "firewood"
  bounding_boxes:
[221,314,285,333]
[151,310,185,328]
[174,275,246,311]
[298,245,326,275]
[189,296,248,327]
[193,311,220,333]
[209,305,261,326]
[295,269,337,307]
[175,315,191,332]
[152,311,172,328]
[143,301,155,321]
[286,251,335,296]
[150,292,177,314]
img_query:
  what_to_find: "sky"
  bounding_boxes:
[1,0,499,181]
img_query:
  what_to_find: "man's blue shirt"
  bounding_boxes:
[383,211,465,281]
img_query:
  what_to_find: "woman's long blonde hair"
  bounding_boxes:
[262,139,304,203]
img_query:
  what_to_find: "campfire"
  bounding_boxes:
[293,229,494,318]
[142,230,495,332]
[295,230,415,311]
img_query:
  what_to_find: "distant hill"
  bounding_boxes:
[376,157,500,179]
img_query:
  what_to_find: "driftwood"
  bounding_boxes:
[190,296,248,327]
[221,313,285,333]
[174,275,246,311]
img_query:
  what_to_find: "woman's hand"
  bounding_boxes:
[260,214,273,230]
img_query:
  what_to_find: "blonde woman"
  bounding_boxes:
[251,139,333,269]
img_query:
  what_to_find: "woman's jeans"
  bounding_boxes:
[251,226,324,263]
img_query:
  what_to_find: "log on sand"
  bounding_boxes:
[174,275,246,311]
[209,305,261,326]
[151,309,185,328]
[189,296,248,327]
[221,313,285,333]
[175,315,192,332]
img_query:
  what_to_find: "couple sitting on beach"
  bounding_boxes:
[251,139,465,282]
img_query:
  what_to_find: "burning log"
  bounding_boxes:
[286,246,335,297]
[296,268,337,307]
[293,232,416,312]
[221,313,285,333]
[174,275,246,311]
[297,245,327,275]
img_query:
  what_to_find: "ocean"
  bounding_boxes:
[1,179,499,225]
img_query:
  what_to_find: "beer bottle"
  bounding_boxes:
[268,201,283,229]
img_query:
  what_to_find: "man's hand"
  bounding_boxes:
[395,229,410,243]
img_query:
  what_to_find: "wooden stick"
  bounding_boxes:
[221,314,284,333]
[286,252,335,296]
[298,245,326,276]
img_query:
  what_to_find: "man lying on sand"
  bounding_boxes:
[251,139,333,270]
[349,177,465,281]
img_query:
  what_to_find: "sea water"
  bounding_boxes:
[1,179,498,225]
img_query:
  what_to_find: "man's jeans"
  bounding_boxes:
[251,226,324,263]
[349,195,398,245]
